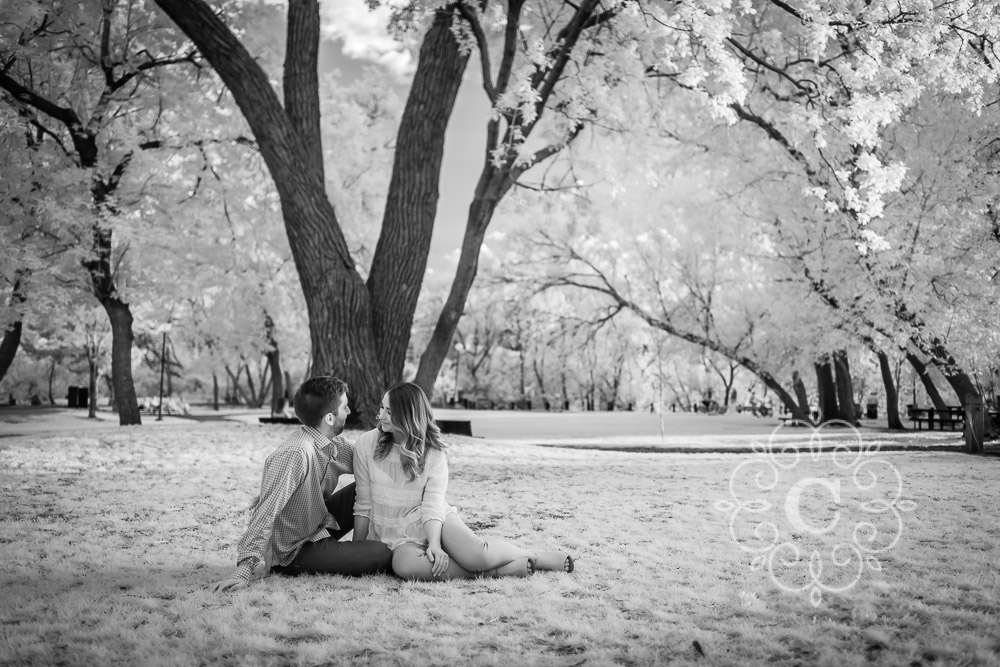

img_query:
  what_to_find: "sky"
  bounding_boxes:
[317,1,493,274]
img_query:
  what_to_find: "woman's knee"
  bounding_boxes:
[392,547,431,581]
[447,537,494,571]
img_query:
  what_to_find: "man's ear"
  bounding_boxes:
[324,413,334,425]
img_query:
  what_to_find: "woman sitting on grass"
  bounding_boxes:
[352,382,573,580]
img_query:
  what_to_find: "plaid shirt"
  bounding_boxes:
[231,426,354,583]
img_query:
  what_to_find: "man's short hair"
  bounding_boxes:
[294,376,348,427]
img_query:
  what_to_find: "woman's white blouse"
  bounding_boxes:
[352,428,457,549]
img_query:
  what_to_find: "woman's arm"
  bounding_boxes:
[352,432,374,541]
[420,451,450,576]
[423,518,448,576]
[353,515,371,542]
[419,450,449,525]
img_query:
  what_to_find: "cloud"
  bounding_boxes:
[320,0,414,77]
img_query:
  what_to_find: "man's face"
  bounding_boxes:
[326,393,350,435]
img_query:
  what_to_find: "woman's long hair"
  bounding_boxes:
[374,382,446,481]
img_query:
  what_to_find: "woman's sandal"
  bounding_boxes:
[482,557,534,578]
[532,551,574,573]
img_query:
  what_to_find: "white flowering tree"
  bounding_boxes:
[645,0,1000,412]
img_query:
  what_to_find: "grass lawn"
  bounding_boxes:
[1,422,999,666]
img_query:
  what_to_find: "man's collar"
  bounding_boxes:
[301,425,341,456]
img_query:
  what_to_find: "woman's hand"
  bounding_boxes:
[426,544,450,577]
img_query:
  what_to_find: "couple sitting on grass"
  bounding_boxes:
[211,376,573,592]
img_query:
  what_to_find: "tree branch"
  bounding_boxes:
[0,72,81,128]
[455,2,496,102]
[494,0,526,97]
[109,50,200,93]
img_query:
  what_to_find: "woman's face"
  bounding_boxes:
[378,393,400,435]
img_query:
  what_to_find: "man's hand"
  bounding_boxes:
[210,578,248,593]
[426,545,450,577]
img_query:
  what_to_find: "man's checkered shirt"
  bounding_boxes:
[232,425,354,583]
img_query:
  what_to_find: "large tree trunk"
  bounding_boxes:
[755,371,809,421]
[0,278,26,384]
[87,354,98,419]
[367,5,468,386]
[47,357,56,406]
[155,0,383,426]
[878,350,905,430]
[415,176,512,392]
[104,299,141,425]
[906,351,948,411]
[815,357,840,423]
[85,223,142,425]
[268,349,283,417]
[212,371,219,411]
[0,321,23,386]
[791,369,810,417]
[926,339,981,409]
[833,350,859,425]
[412,0,601,396]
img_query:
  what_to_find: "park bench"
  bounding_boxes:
[259,416,300,424]
[436,419,473,436]
[256,417,473,436]
[909,406,964,431]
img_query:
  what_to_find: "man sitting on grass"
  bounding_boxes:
[211,376,393,592]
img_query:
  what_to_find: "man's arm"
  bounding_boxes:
[210,447,308,591]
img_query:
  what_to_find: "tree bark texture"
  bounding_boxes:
[833,350,859,424]
[926,339,981,409]
[0,278,26,384]
[877,350,905,430]
[284,0,324,183]
[84,222,142,425]
[412,0,600,396]
[415,174,513,393]
[47,358,56,406]
[791,369,811,417]
[815,358,839,423]
[155,0,383,425]
[368,5,469,386]
[268,349,283,416]
[88,356,98,419]
[905,351,948,411]
[104,299,141,425]
[0,321,23,386]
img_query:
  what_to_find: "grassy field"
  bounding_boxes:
[1,422,999,666]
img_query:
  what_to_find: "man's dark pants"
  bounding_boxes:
[271,483,393,577]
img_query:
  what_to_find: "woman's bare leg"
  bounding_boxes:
[441,513,533,574]
[392,541,531,581]
[392,543,478,581]
[533,551,574,572]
